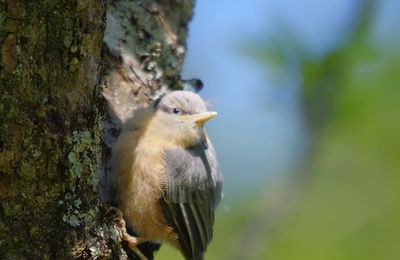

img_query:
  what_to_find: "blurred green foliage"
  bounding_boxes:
[159,1,400,259]
[261,51,400,260]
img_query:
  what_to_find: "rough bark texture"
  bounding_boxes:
[0,0,194,259]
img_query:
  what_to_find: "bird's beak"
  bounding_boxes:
[187,111,217,125]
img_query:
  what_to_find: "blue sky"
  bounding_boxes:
[181,0,399,200]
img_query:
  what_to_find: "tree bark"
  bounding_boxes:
[0,0,194,258]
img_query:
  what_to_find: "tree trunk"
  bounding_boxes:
[0,0,194,258]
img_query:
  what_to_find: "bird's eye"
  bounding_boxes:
[172,108,180,114]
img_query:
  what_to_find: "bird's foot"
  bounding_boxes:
[118,219,149,260]
[108,207,149,260]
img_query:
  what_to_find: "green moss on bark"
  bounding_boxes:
[0,0,118,258]
[1,0,196,258]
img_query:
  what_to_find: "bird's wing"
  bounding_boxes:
[160,138,223,260]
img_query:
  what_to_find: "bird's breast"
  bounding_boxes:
[114,132,178,241]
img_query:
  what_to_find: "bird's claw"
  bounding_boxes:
[106,207,148,260]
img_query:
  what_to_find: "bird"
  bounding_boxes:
[111,90,223,260]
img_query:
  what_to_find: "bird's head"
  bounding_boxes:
[150,91,217,147]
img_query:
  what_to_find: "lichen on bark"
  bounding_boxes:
[0,0,195,258]
[0,0,116,258]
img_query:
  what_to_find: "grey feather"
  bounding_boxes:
[160,137,223,260]
[157,91,208,115]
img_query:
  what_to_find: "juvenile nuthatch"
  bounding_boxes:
[111,91,223,260]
